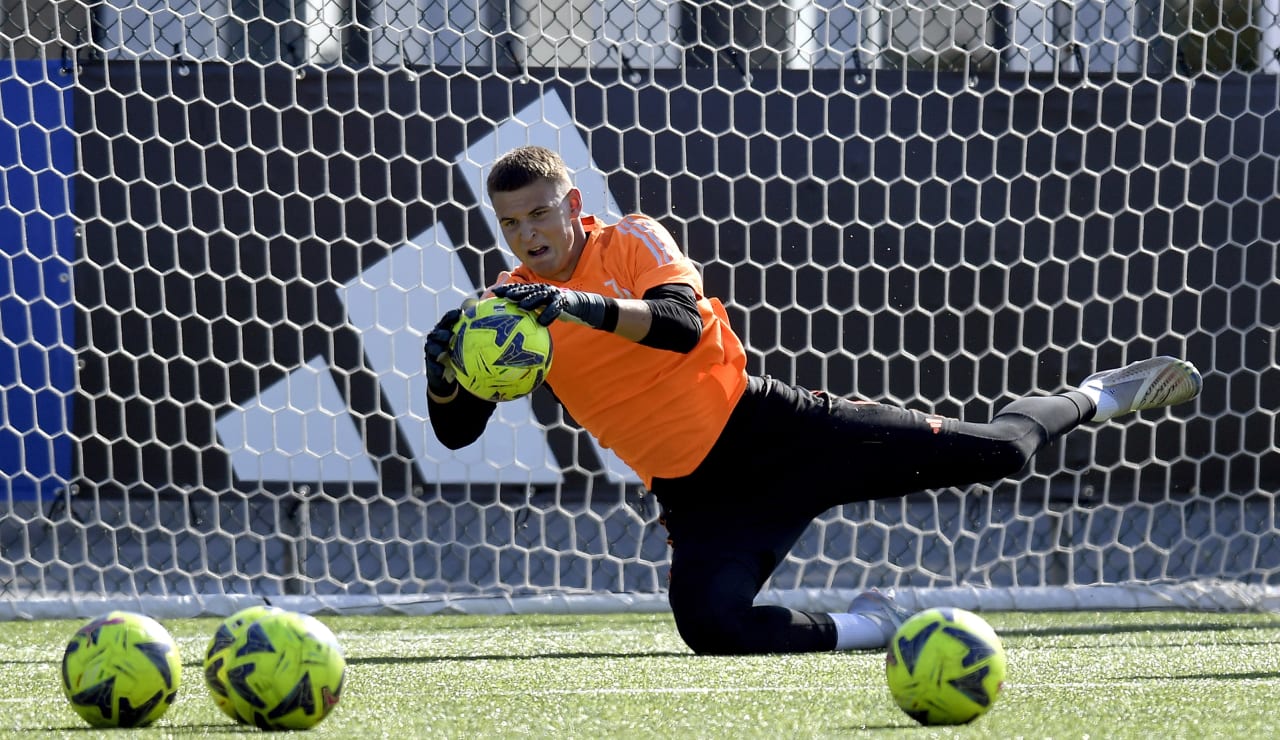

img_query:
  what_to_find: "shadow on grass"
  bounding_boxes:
[347,650,693,665]
[1000,620,1280,638]
[40,724,256,734]
[1120,670,1280,681]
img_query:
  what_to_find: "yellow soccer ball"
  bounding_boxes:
[61,611,182,728]
[885,607,1006,725]
[203,605,285,722]
[221,610,346,730]
[449,297,553,401]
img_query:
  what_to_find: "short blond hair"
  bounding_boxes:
[486,145,572,196]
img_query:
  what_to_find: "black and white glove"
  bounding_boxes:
[424,308,462,400]
[491,283,618,331]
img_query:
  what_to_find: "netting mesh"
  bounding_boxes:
[1,0,1278,617]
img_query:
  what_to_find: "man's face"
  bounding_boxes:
[490,178,584,282]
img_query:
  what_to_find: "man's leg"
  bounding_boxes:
[653,379,1089,656]
[654,357,1203,654]
[663,503,876,655]
[770,356,1201,508]
[750,380,1094,509]
[661,506,914,654]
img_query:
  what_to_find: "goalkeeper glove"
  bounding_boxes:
[424,308,462,400]
[491,283,618,331]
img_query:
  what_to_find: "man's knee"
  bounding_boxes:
[670,593,836,655]
[671,599,754,655]
[667,566,759,655]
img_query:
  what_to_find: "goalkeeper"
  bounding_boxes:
[426,145,1203,655]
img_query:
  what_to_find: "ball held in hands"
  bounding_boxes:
[447,296,553,401]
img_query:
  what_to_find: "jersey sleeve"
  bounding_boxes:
[614,215,704,297]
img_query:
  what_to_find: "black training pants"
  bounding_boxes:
[649,375,1092,655]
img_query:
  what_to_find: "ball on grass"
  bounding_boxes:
[885,607,1006,725]
[61,611,182,728]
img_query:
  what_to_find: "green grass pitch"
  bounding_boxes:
[4,609,1280,738]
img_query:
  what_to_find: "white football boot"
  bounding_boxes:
[847,589,914,643]
[1077,356,1203,422]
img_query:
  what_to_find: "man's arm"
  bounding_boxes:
[428,390,498,449]
[634,283,702,352]
[424,307,498,449]
[491,283,703,353]
[428,282,701,447]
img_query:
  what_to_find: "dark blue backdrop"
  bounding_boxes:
[52,63,1280,502]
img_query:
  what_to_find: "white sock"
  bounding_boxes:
[1079,384,1117,421]
[829,612,890,650]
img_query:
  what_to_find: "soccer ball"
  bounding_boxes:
[60,611,182,728]
[203,605,285,722]
[885,607,1006,726]
[449,296,553,401]
[221,609,346,730]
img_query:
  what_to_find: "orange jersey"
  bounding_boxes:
[493,214,748,486]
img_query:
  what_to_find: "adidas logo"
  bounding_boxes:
[214,92,637,488]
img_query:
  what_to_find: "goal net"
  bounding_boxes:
[2,0,1278,620]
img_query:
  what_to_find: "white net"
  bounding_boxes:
[1,0,1278,619]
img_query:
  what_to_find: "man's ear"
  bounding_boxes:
[566,187,583,216]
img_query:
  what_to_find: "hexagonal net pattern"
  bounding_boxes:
[1,0,1278,618]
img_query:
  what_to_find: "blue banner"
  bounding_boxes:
[0,60,74,501]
